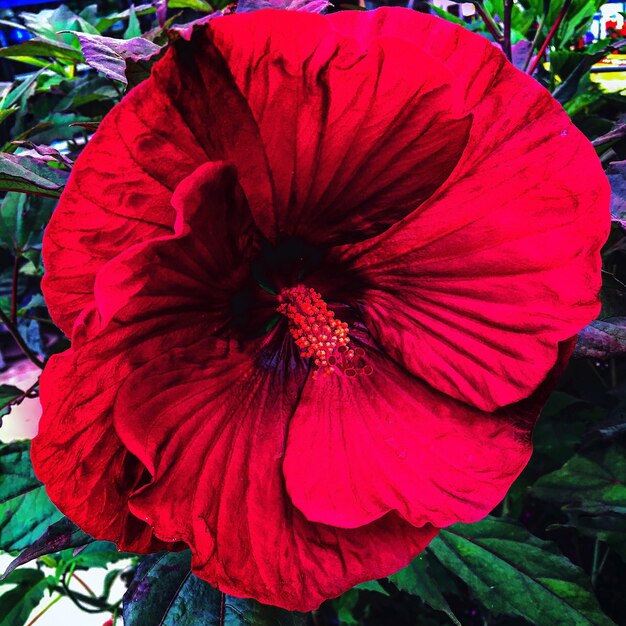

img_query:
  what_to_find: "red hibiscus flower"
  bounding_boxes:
[32,7,609,611]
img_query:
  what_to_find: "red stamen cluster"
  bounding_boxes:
[278,285,372,378]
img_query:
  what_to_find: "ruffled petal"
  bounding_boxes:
[331,23,609,411]
[207,9,471,244]
[31,308,183,552]
[283,330,573,530]
[94,161,258,329]
[42,30,272,335]
[34,162,257,550]
[112,331,435,611]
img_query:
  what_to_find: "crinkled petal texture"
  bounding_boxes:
[34,163,436,610]
[35,6,609,612]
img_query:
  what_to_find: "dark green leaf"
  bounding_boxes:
[2,517,92,580]
[429,516,614,625]
[353,580,388,595]
[389,554,460,625]
[554,514,626,562]
[552,50,606,104]
[333,589,359,626]
[0,154,69,197]
[0,192,54,253]
[0,568,51,626]
[123,551,308,626]
[531,444,626,515]
[0,384,24,419]
[0,441,62,552]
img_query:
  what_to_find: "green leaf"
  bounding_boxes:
[0,568,51,626]
[353,580,389,595]
[124,5,142,39]
[0,192,53,253]
[553,514,626,562]
[0,38,83,64]
[2,517,92,580]
[0,384,24,418]
[0,106,17,126]
[531,444,626,515]
[0,441,63,552]
[0,70,42,110]
[123,551,308,626]
[68,540,134,569]
[169,0,214,12]
[429,516,615,625]
[95,5,156,33]
[0,154,69,197]
[333,589,359,626]
[552,50,606,104]
[389,554,461,625]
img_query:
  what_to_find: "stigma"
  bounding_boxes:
[277,285,372,378]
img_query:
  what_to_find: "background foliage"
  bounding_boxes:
[0,0,624,624]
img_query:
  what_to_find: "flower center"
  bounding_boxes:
[277,285,372,378]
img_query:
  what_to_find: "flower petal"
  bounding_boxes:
[33,162,257,550]
[94,161,258,328]
[112,331,436,611]
[207,9,471,244]
[331,23,609,411]
[31,308,181,552]
[283,331,574,529]
[328,7,508,109]
[42,30,272,335]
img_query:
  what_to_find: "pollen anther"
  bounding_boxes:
[277,285,372,379]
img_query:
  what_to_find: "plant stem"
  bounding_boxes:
[0,308,45,368]
[25,594,63,626]
[73,573,97,596]
[11,254,18,324]
[502,0,513,60]
[527,0,572,75]
[473,1,504,43]
[0,378,39,414]
[524,16,545,72]
[591,540,610,587]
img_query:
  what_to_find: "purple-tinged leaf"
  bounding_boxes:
[574,318,626,359]
[592,124,626,148]
[237,0,330,13]
[0,153,69,197]
[72,32,161,85]
[607,160,626,229]
[12,142,73,167]
[510,40,532,71]
[154,0,168,27]
[123,551,308,626]
[2,517,93,580]
[169,12,226,40]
